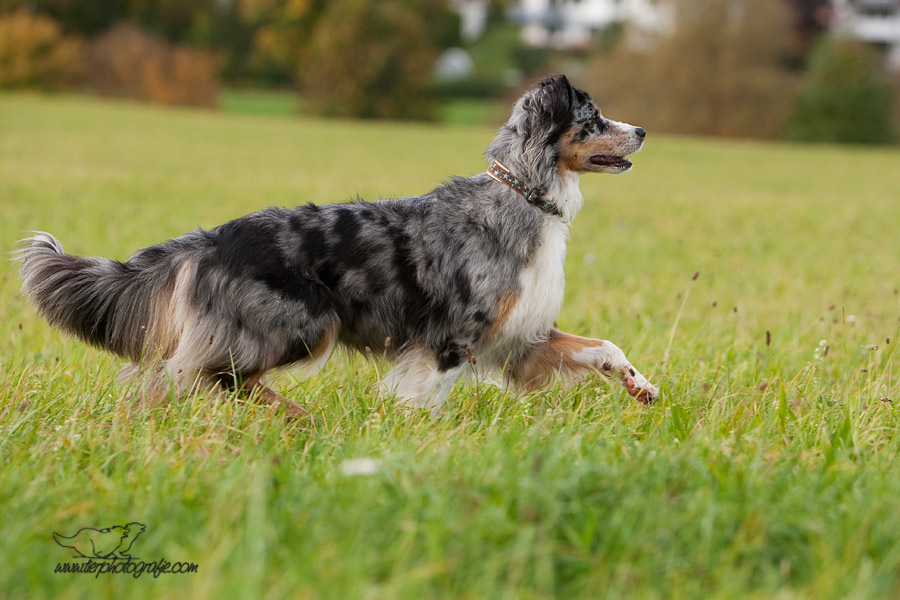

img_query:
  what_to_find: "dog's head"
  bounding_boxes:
[490,74,645,178]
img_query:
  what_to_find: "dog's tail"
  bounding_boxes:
[16,232,192,362]
[52,531,72,545]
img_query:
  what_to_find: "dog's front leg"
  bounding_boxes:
[511,329,659,403]
[380,346,468,417]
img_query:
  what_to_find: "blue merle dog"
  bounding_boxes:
[18,75,658,416]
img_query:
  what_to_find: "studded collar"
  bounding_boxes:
[486,161,562,218]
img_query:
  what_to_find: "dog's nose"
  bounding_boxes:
[635,127,646,139]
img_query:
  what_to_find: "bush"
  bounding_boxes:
[83,22,220,107]
[787,38,896,144]
[0,10,82,90]
[299,0,438,120]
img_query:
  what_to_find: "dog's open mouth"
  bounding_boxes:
[589,155,632,169]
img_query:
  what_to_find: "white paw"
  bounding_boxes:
[622,367,659,404]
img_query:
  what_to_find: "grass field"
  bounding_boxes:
[2,92,900,599]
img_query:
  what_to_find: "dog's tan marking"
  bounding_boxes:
[557,129,589,174]
[512,330,604,390]
[147,258,196,360]
[283,324,338,381]
[510,329,657,403]
[490,288,521,337]
[311,326,336,361]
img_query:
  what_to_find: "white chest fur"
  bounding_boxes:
[498,216,570,345]
[553,170,584,224]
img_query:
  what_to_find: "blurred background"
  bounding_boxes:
[1,0,899,144]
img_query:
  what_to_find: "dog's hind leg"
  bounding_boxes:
[381,345,468,417]
[235,324,339,418]
[173,319,337,417]
[117,361,198,408]
[242,373,308,418]
[510,329,659,403]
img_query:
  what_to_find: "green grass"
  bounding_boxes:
[218,88,300,118]
[3,92,900,599]
[438,98,508,127]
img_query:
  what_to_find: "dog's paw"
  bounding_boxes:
[282,399,310,418]
[621,368,659,404]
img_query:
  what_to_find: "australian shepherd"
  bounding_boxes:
[18,75,659,416]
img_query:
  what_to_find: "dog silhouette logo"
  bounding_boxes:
[53,522,147,560]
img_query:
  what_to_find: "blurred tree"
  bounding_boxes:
[787,38,895,144]
[8,0,211,40]
[588,0,798,139]
[203,0,259,83]
[247,0,455,91]
[419,0,461,50]
[242,0,328,86]
[2,0,127,35]
[785,0,832,63]
[0,10,81,89]
[298,0,439,120]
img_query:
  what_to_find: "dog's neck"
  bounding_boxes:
[487,161,563,218]
[485,143,583,223]
[485,159,583,223]
[545,170,583,223]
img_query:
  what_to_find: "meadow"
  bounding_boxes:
[2,92,900,599]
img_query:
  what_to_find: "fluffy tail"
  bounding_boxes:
[16,232,184,361]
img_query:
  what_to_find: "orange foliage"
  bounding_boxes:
[83,23,220,107]
[0,11,82,90]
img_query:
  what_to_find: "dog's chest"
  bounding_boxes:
[498,218,568,343]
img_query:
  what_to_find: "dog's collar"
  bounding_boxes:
[487,161,562,218]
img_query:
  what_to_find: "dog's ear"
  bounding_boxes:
[538,74,572,97]
[523,74,574,146]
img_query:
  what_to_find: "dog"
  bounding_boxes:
[18,74,659,416]
[53,522,146,559]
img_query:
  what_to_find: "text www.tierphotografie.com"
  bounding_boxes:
[54,558,198,579]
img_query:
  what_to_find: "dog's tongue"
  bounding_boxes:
[590,155,631,168]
